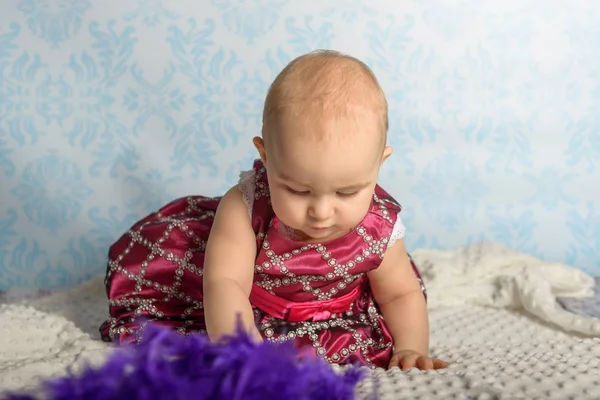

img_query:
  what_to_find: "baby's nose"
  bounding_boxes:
[308,199,333,220]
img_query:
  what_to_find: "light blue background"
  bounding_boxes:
[1,0,599,290]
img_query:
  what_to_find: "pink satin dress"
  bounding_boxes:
[100,159,426,368]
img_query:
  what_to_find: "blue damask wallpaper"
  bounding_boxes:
[1,0,599,290]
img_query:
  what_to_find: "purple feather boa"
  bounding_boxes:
[3,325,370,400]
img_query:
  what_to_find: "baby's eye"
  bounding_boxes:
[337,191,359,197]
[288,187,309,196]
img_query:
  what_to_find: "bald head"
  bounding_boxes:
[261,50,388,147]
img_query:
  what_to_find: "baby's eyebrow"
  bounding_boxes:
[337,182,370,191]
[278,172,308,187]
[278,172,370,191]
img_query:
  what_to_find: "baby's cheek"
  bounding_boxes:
[272,194,302,222]
[345,197,371,225]
[288,199,307,221]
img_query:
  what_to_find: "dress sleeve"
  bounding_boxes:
[387,214,406,247]
[237,169,255,220]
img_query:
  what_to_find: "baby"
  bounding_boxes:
[100,50,448,371]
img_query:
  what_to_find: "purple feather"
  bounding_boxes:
[3,324,370,400]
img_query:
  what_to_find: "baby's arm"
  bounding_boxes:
[203,186,260,342]
[368,239,447,370]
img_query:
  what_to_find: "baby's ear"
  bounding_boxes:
[252,136,267,164]
[380,146,393,165]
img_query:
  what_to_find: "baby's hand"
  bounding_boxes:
[388,349,449,371]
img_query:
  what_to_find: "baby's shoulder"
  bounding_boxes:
[216,185,252,219]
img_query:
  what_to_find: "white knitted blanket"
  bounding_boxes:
[1,242,599,399]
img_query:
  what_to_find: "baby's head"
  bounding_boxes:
[253,50,392,241]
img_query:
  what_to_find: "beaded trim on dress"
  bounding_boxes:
[237,169,256,220]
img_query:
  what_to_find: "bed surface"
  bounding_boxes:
[1,242,599,399]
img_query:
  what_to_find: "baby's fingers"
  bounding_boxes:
[416,356,434,370]
[387,353,402,369]
[398,354,420,371]
[388,353,416,370]
[433,358,449,369]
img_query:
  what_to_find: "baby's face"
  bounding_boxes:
[259,114,389,242]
